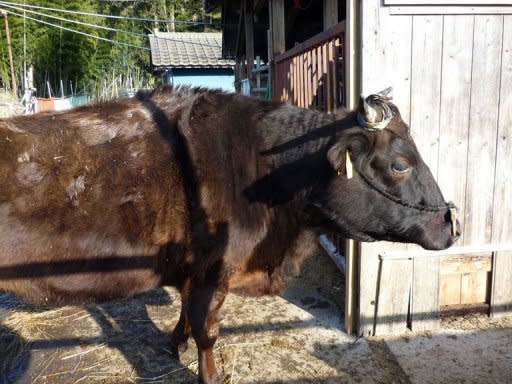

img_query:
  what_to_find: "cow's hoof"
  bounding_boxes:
[169,341,188,357]
[177,341,189,354]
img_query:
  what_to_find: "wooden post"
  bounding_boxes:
[323,0,338,30]
[270,0,285,56]
[244,0,255,85]
[1,10,17,97]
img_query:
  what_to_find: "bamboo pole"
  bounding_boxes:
[1,10,17,97]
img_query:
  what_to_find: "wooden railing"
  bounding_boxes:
[273,21,346,112]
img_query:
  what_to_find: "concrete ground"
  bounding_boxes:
[1,251,511,383]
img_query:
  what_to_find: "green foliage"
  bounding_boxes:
[0,0,221,97]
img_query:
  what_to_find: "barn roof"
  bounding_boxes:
[148,32,235,69]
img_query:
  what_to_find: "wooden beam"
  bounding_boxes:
[234,2,244,58]
[274,21,345,63]
[270,0,285,56]
[244,0,255,81]
[323,0,338,30]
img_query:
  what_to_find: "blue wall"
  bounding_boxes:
[165,68,235,92]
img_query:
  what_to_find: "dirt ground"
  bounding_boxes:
[1,250,511,384]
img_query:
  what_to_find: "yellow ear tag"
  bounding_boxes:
[346,150,353,179]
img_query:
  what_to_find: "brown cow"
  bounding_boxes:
[0,86,459,383]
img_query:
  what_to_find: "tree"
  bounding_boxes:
[0,0,220,98]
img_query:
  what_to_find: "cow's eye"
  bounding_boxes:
[391,161,410,174]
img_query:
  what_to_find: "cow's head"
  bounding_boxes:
[314,88,460,250]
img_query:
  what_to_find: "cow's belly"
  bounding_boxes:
[0,218,166,305]
[1,270,163,305]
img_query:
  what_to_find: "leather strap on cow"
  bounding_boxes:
[353,166,457,213]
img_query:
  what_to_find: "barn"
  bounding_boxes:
[148,32,236,92]
[211,0,512,335]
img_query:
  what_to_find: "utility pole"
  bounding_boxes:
[0,10,17,97]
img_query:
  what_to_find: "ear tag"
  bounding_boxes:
[346,150,353,179]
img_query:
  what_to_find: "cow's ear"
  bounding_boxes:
[327,142,345,173]
[327,134,371,176]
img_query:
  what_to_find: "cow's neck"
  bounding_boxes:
[243,107,356,208]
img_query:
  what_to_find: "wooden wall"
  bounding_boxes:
[357,1,512,335]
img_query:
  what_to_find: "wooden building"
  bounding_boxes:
[210,0,512,336]
[148,32,235,92]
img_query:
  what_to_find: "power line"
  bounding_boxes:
[1,8,150,50]
[0,0,224,26]
[0,2,147,38]
[0,3,224,50]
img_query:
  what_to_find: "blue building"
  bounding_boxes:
[148,32,235,92]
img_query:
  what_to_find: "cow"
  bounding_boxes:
[0,86,459,383]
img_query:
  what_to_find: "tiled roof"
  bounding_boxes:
[148,32,235,69]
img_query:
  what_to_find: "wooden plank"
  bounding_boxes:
[493,16,512,248]
[437,15,474,245]
[293,56,298,105]
[375,258,412,335]
[461,271,489,304]
[344,240,358,335]
[312,46,318,107]
[441,254,492,274]
[385,0,512,4]
[330,39,337,111]
[270,0,285,56]
[306,49,312,107]
[358,1,413,335]
[412,255,440,331]
[345,0,360,109]
[380,243,512,260]
[317,45,324,110]
[360,1,412,120]
[244,0,255,83]
[491,252,512,317]
[274,21,346,63]
[409,16,443,331]
[323,0,338,29]
[299,52,304,107]
[323,42,331,113]
[440,274,462,306]
[358,243,381,336]
[464,15,503,246]
[390,6,512,15]
[490,16,512,318]
[409,15,443,178]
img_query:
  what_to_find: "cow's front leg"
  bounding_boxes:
[187,284,226,384]
[171,300,191,356]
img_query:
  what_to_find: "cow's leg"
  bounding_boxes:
[170,300,191,355]
[188,284,226,384]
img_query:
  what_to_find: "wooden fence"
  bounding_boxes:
[273,21,346,112]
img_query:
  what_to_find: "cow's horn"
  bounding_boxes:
[378,87,393,99]
[362,98,378,124]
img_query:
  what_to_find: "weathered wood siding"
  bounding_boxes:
[358,1,512,335]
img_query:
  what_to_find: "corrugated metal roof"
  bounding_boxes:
[148,32,235,69]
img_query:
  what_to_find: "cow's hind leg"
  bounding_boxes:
[188,284,226,384]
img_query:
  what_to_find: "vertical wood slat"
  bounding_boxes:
[465,15,503,245]
[322,43,331,113]
[375,258,413,335]
[438,15,474,246]
[317,45,324,110]
[409,15,443,332]
[312,47,318,107]
[329,40,336,112]
[491,16,512,318]
[359,1,413,336]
